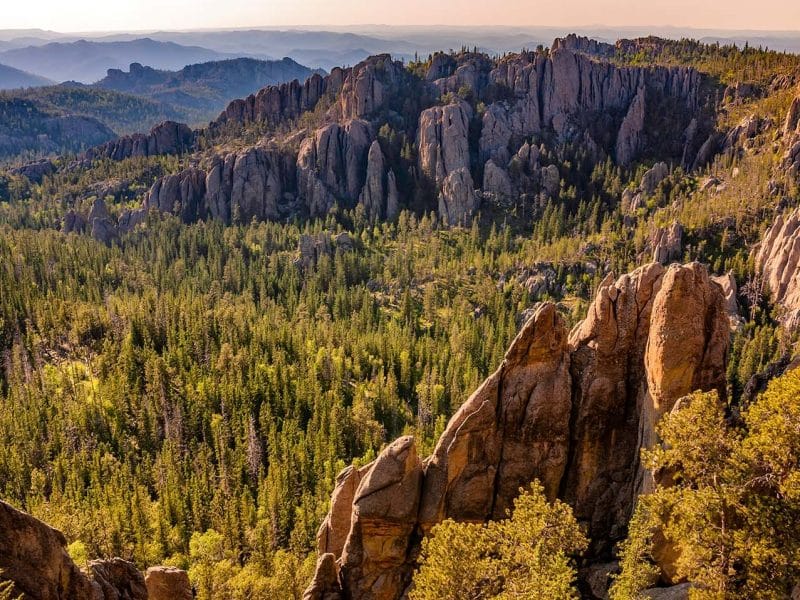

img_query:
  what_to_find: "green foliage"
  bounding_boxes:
[612,370,800,599]
[411,481,587,600]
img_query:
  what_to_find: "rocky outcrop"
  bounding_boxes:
[782,93,800,176]
[0,500,97,599]
[297,120,372,216]
[0,500,157,600]
[552,34,616,58]
[339,436,423,600]
[86,121,194,162]
[213,73,326,128]
[339,55,404,121]
[358,140,399,221]
[756,208,800,326]
[482,159,513,200]
[438,168,477,225]
[144,566,192,600]
[10,159,56,183]
[87,559,147,600]
[641,162,669,195]
[616,86,646,166]
[417,100,478,224]
[144,167,207,222]
[651,222,684,264]
[307,262,730,599]
[303,554,342,600]
[88,198,119,246]
[711,272,743,331]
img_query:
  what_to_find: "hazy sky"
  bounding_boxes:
[5,0,800,32]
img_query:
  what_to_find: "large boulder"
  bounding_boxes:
[144,566,192,600]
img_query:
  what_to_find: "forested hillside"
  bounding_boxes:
[1,34,800,600]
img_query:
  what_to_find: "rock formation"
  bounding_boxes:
[358,140,399,222]
[651,222,684,264]
[306,262,730,599]
[69,40,714,232]
[86,121,194,162]
[616,86,646,166]
[756,207,800,326]
[297,120,372,216]
[144,566,193,600]
[0,500,184,600]
[417,100,478,224]
[782,92,800,176]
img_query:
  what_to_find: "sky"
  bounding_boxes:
[3,0,800,32]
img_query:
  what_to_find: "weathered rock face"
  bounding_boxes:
[86,121,194,161]
[417,100,478,224]
[616,86,647,166]
[297,120,372,217]
[651,222,684,265]
[782,92,800,176]
[421,303,572,526]
[339,55,404,121]
[10,159,56,183]
[307,262,730,599]
[641,162,669,195]
[87,558,147,600]
[756,208,800,326]
[553,34,616,58]
[340,436,423,600]
[0,500,97,600]
[358,140,399,222]
[88,198,119,246]
[144,566,192,600]
[213,73,326,128]
[145,167,207,222]
[0,500,156,600]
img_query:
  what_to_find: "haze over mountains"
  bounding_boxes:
[2,25,800,85]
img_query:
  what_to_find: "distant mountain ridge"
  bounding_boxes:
[0,63,53,90]
[96,57,324,119]
[0,38,234,83]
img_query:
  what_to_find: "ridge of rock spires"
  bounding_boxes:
[305,262,730,599]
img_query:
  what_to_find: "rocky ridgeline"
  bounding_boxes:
[60,37,716,241]
[0,500,191,600]
[85,120,194,162]
[305,261,730,600]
